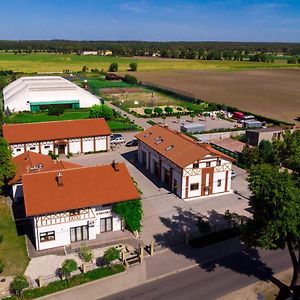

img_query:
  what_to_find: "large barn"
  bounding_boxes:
[3,76,100,112]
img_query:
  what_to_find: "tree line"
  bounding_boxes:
[0,40,300,56]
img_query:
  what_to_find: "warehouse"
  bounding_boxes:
[3,76,100,112]
[2,118,111,157]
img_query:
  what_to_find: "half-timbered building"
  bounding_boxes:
[2,118,111,157]
[135,125,234,200]
[22,162,140,251]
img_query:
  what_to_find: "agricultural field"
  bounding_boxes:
[0,52,299,73]
[133,69,300,124]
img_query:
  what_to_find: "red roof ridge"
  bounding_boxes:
[3,118,104,126]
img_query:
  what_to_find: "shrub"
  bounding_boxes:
[10,274,29,298]
[147,120,156,125]
[129,62,138,71]
[103,247,120,265]
[48,151,59,160]
[164,106,173,114]
[89,104,113,120]
[61,259,78,280]
[79,244,94,263]
[48,105,64,116]
[177,107,183,111]
[144,108,152,115]
[123,74,138,84]
[154,107,163,115]
[109,62,118,72]
[0,259,4,273]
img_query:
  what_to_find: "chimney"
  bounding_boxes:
[56,172,63,186]
[111,160,119,172]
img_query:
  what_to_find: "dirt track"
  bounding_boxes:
[132,69,300,124]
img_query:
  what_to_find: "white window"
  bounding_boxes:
[40,231,55,242]
[44,145,50,149]
[16,148,21,152]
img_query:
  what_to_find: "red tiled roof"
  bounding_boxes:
[9,151,80,185]
[2,118,111,144]
[22,163,140,216]
[135,125,234,168]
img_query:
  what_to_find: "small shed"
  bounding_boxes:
[181,122,206,133]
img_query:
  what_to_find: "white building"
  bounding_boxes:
[3,118,111,157]
[22,162,140,251]
[3,76,100,112]
[135,125,234,200]
[81,51,98,55]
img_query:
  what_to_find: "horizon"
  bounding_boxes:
[0,0,299,43]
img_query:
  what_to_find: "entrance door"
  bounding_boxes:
[201,167,214,196]
[100,217,113,233]
[70,225,88,242]
[58,144,66,154]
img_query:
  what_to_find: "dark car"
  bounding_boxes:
[110,134,123,140]
[125,139,138,147]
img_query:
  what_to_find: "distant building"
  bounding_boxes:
[3,76,100,112]
[135,125,234,200]
[181,122,206,134]
[245,127,285,146]
[81,51,98,55]
[3,118,111,157]
[22,163,140,251]
[9,151,79,201]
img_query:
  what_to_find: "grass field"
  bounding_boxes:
[0,197,29,275]
[3,111,141,131]
[134,69,300,124]
[0,53,299,73]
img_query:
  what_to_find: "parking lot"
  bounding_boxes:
[67,131,251,246]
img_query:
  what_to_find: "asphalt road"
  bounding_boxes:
[103,248,291,300]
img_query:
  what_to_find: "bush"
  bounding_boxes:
[48,105,64,116]
[123,74,138,85]
[103,247,120,265]
[48,151,59,160]
[79,244,93,263]
[109,62,118,72]
[129,62,138,71]
[177,107,183,111]
[164,106,173,114]
[10,274,29,298]
[144,108,152,115]
[89,104,113,120]
[147,120,156,125]
[61,259,78,280]
[154,107,163,115]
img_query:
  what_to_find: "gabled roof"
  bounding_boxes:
[9,151,80,185]
[135,125,234,168]
[22,163,140,217]
[3,118,111,144]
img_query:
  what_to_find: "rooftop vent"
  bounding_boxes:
[144,132,152,138]
[56,172,63,187]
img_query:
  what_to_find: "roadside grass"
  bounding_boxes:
[0,53,299,73]
[0,197,29,275]
[3,111,142,131]
[4,264,125,300]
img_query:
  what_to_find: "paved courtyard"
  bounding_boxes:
[66,131,251,246]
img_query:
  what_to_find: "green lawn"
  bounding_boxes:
[4,112,141,131]
[88,79,133,89]
[0,52,299,73]
[0,197,29,275]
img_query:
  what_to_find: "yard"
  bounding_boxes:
[3,111,142,132]
[0,197,29,275]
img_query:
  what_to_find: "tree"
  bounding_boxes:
[10,274,29,298]
[61,259,77,281]
[161,115,166,124]
[164,106,173,114]
[241,144,261,169]
[144,108,152,115]
[103,247,120,266]
[154,107,163,115]
[113,199,143,233]
[0,138,15,193]
[78,243,93,263]
[129,62,138,71]
[89,104,113,120]
[258,140,274,164]
[82,65,88,72]
[242,164,300,296]
[109,62,118,72]
[123,74,138,84]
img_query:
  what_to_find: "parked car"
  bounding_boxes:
[110,134,123,140]
[125,139,138,147]
[231,170,237,180]
[110,136,126,144]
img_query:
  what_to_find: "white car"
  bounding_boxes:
[110,136,126,144]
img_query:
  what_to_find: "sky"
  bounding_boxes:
[0,0,299,42]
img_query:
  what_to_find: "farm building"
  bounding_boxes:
[9,151,79,201]
[3,76,100,112]
[245,127,284,146]
[22,162,140,250]
[135,125,234,200]
[2,118,111,157]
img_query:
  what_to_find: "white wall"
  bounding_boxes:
[95,136,108,151]
[82,137,94,153]
[69,139,81,154]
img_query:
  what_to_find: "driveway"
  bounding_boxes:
[66,134,251,246]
